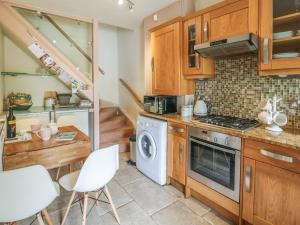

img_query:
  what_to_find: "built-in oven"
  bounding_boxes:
[188,127,241,202]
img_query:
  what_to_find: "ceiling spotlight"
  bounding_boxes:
[118,0,124,5]
[129,4,134,12]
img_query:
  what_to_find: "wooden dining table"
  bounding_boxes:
[3,126,91,171]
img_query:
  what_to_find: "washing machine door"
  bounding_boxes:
[137,131,157,161]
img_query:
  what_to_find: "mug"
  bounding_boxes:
[31,123,41,133]
[48,122,58,135]
[37,128,52,141]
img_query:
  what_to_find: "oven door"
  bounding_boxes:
[188,137,240,202]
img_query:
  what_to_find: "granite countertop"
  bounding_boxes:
[140,111,300,151]
[1,106,91,116]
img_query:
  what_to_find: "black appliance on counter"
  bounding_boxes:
[144,96,177,115]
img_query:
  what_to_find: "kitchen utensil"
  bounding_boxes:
[8,92,33,110]
[48,122,58,135]
[258,111,272,124]
[258,99,272,111]
[273,52,300,59]
[181,105,193,118]
[194,97,208,116]
[273,31,294,39]
[273,112,288,127]
[258,95,288,132]
[36,127,52,141]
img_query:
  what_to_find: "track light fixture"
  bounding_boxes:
[117,0,135,12]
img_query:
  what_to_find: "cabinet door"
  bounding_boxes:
[167,123,187,185]
[168,133,186,185]
[208,0,250,42]
[259,0,300,75]
[151,22,181,95]
[183,17,215,78]
[183,17,201,75]
[242,158,300,225]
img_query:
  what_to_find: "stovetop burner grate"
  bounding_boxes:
[195,115,259,131]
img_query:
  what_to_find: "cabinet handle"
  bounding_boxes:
[179,143,184,161]
[204,21,208,42]
[168,126,185,134]
[262,38,269,65]
[245,165,251,193]
[151,57,155,73]
[196,53,200,69]
[260,149,296,163]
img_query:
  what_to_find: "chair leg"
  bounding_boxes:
[37,213,45,225]
[55,167,61,181]
[104,185,120,224]
[61,191,76,225]
[42,209,54,225]
[82,193,88,225]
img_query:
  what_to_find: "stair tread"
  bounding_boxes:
[100,137,130,146]
[101,115,126,124]
[101,125,134,135]
[100,107,118,114]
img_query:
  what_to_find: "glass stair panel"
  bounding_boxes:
[15,7,93,81]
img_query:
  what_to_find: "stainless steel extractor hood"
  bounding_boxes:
[194,33,258,58]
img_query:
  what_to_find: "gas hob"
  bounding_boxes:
[194,115,259,131]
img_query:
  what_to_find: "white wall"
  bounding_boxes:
[195,0,224,10]
[117,26,144,124]
[2,35,69,107]
[97,24,119,105]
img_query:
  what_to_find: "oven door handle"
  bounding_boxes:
[189,138,236,155]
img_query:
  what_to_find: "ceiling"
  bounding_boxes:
[4,0,178,29]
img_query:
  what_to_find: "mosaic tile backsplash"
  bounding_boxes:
[195,55,300,130]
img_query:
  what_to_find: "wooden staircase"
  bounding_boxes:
[100,107,135,152]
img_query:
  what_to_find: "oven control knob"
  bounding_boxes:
[213,137,218,143]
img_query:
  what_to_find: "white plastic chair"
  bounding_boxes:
[0,165,59,225]
[59,145,120,225]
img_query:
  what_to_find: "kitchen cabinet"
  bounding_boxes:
[150,20,194,96]
[167,122,187,185]
[242,139,300,225]
[259,0,300,76]
[202,0,258,43]
[183,17,214,78]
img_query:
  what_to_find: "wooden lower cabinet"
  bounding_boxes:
[242,147,300,225]
[167,122,187,185]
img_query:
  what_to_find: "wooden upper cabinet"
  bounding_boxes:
[242,140,300,225]
[202,0,258,42]
[259,0,300,76]
[183,17,214,78]
[151,20,194,96]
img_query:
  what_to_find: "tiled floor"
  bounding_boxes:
[17,153,234,225]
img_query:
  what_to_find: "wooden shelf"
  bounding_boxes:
[188,39,196,42]
[273,35,300,46]
[274,12,300,26]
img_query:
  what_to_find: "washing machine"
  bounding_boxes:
[136,116,167,185]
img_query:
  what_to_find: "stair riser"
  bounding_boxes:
[100,118,126,133]
[100,128,134,144]
[100,109,119,122]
